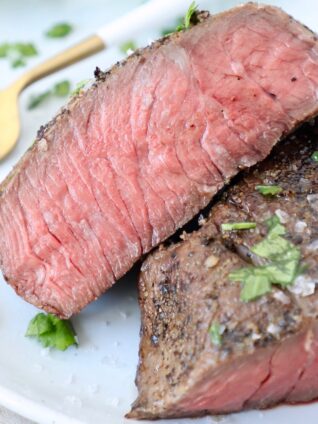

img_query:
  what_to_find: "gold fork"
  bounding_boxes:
[0,0,189,161]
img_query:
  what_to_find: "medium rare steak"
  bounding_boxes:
[128,122,318,419]
[1,4,318,318]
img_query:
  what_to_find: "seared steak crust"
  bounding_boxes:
[1,4,318,317]
[129,122,318,419]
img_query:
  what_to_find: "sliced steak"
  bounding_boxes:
[1,4,318,317]
[128,122,318,419]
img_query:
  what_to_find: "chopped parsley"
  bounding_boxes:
[71,79,91,96]
[161,2,198,36]
[176,1,198,31]
[28,80,71,110]
[161,17,183,36]
[120,40,137,55]
[11,58,26,68]
[0,42,38,68]
[221,222,257,231]
[311,151,318,162]
[229,215,301,302]
[209,322,222,346]
[26,313,77,351]
[46,23,73,38]
[256,185,283,196]
[53,80,71,97]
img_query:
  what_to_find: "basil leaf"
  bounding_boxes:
[26,313,77,351]
[311,151,318,162]
[209,322,222,346]
[46,23,73,38]
[256,185,283,196]
[221,222,256,231]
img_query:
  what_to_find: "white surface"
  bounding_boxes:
[0,0,318,423]
[96,0,193,45]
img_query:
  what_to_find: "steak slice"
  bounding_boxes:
[1,4,318,318]
[128,122,318,419]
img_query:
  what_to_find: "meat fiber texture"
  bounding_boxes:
[128,122,318,419]
[1,3,318,318]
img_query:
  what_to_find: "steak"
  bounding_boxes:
[1,4,318,318]
[128,122,318,419]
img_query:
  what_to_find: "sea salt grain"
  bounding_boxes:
[88,384,100,395]
[105,397,120,407]
[267,323,281,336]
[275,209,289,223]
[294,221,307,233]
[273,290,290,305]
[307,194,318,212]
[288,275,317,297]
[65,395,82,408]
[65,374,75,385]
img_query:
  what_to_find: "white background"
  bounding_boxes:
[0,1,318,423]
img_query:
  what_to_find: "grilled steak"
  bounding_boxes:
[1,4,318,318]
[128,122,318,419]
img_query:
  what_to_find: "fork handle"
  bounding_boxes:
[17,0,190,90]
[19,35,104,89]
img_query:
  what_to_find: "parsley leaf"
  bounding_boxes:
[221,222,256,231]
[229,214,301,301]
[256,185,283,196]
[15,43,38,57]
[0,43,9,57]
[28,80,71,110]
[311,151,318,162]
[28,91,51,109]
[46,23,73,38]
[26,313,77,351]
[161,17,184,36]
[53,80,71,97]
[120,40,137,55]
[176,2,198,31]
[209,322,222,346]
[0,42,38,68]
[71,79,90,96]
[11,58,26,68]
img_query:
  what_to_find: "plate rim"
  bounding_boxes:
[0,384,85,424]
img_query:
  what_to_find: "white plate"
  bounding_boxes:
[1,0,318,423]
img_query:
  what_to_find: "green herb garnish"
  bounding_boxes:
[221,222,257,231]
[209,322,222,346]
[71,79,90,96]
[229,215,301,301]
[26,313,77,351]
[120,40,137,54]
[53,80,71,97]
[256,185,283,196]
[176,1,198,31]
[161,17,184,36]
[28,80,71,110]
[0,42,38,68]
[311,151,318,162]
[11,58,26,68]
[46,23,73,38]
